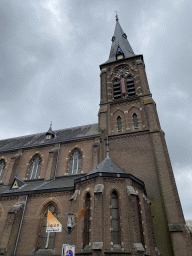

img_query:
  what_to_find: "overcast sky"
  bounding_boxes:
[0,0,192,219]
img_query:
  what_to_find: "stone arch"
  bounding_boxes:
[36,199,60,250]
[107,185,123,197]
[81,187,94,201]
[37,197,62,217]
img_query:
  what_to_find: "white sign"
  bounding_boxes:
[61,244,75,256]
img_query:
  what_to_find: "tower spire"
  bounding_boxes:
[104,18,135,64]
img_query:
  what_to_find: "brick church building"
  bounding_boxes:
[0,17,192,256]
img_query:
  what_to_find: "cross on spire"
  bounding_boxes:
[115,11,118,21]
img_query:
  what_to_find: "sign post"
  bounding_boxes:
[61,244,75,256]
[61,207,88,255]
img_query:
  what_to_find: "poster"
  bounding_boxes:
[46,210,62,232]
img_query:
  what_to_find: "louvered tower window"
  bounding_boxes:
[69,149,82,175]
[83,193,91,248]
[117,116,122,131]
[39,204,57,249]
[133,113,139,128]
[0,160,5,182]
[111,191,121,245]
[113,79,121,99]
[28,155,42,180]
[127,76,135,96]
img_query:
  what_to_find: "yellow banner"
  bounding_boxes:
[74,206,88,225]
[46,210,62,232]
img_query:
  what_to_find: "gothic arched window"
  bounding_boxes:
[0,160,5,182]
[113,79,121,99]
[83,193,91,248]
[69,149,82,175]
[28,155,42,180]
[111,190,121,245]
[38,204,57,250]
[127,76,135,96]
[136,196,144,245]
[133,113,139,128]
[117,116,122,131]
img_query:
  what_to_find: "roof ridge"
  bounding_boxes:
[0,123,98,142]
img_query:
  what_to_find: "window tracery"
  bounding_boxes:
[69,149,82,175]
[28,154,42,180]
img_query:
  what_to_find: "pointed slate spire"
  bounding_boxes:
[105,17,135,64]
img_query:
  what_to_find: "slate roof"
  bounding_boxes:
[0,174,84,196]
[0,123,99,153]
[103,18,135,65]
[87,154,124,175]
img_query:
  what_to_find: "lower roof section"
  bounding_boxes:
[0,171,146,197]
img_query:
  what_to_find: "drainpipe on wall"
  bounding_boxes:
[53,143,60,180]
[13,194,28,255]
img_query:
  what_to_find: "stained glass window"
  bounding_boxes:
[28,155,42,180]
[111,191,121,245]
[69,149,82,175]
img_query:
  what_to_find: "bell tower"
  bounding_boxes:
[99,15,158,158]
[98,16,192,256]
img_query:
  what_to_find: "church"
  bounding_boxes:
[0,16,191,256]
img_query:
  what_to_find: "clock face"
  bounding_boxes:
[115,66,129,77]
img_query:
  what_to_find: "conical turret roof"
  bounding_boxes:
[87,154,124,175]
[105,18,135,64]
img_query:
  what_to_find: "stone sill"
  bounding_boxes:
[104,251,131,254]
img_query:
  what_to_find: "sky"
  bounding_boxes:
[0,0,192,219]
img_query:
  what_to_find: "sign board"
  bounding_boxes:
[46,210,62,232]
[61,244,75,256]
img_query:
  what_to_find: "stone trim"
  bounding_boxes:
[92,242,103,250]
[94,184,104,193]
[126,186,138,196]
